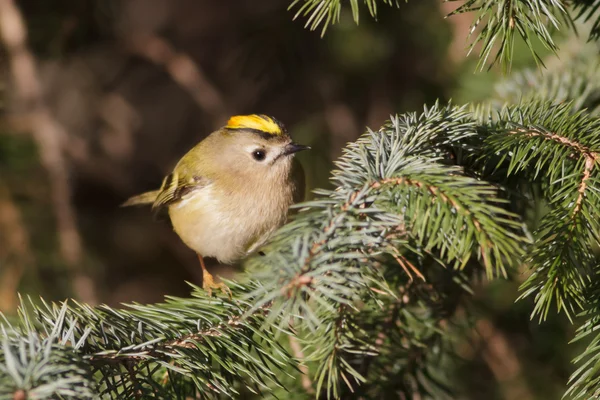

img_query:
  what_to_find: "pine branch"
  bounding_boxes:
[3,100,599,398]
[492,42,600,115]
[288,0,402,36]
[480,102,600,321]
[564,266,600,400]
[0,307,96,400]
[573,0,600,40]
[447,0,572,71]
[245,102,528,397]
[0,284,294,399]
[320,275,459,400]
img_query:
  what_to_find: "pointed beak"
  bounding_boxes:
[284,142,311,156]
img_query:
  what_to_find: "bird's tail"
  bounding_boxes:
[121,190,160,207]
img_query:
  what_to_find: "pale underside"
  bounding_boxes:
[168,179,295,264]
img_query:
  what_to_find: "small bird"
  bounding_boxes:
[122,115,309,295]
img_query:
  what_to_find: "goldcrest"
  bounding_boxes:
[123,115,309,294]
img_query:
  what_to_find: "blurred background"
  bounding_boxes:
[0,0,577,398]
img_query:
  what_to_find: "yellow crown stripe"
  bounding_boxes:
[226,114,284,136]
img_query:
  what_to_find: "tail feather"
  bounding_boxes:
[121,190,160,207]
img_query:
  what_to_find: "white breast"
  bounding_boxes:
[168,182,292,264]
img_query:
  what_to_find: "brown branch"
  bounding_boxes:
[510,128,600,218]
[359,295,404,378]
[392,250,425,282]
[0,180,32,311]
[288,177,436,291]
[0,0,96,304]
[288,173,479,292]
[288,333,315,394]
[12,390,26,400]
[370,178,464,212]
[280,188,373,296]
[317,75,360,161]
[323,101,360,161]
[475,319,535,400]
[573,154,598,216]
[123,34,229,127]
[88,304,269,365]
[378,177,504,271]
[282,274,314,298]
[512,128,598,157]
[125,362,143,400]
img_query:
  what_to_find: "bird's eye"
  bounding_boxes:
[252,150,266,161]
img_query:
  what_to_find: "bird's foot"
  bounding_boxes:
[202,270,232,298]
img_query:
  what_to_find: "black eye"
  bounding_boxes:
[252,150,266,161]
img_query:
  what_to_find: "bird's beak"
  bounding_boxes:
[284,142,311,156]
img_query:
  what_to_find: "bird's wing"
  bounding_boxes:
[121,190,161,207]
[152,170,208,214]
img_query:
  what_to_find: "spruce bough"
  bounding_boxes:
[4,1,600,397]
[3,96,600,398]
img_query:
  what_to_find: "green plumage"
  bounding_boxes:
[122,170,207,214]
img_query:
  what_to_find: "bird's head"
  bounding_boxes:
[214,114,310,181]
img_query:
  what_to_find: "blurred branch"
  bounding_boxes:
[0,180,32,312]
[124,34,229,127]
[323,101,359,161]
[0,0,96,304]
[97,93,140,162]
[440,1,472,63]
[475,319,534,400]
[288,329,314,394]
[319,79,360,161]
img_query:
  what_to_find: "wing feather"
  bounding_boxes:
[151,171,207,213]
